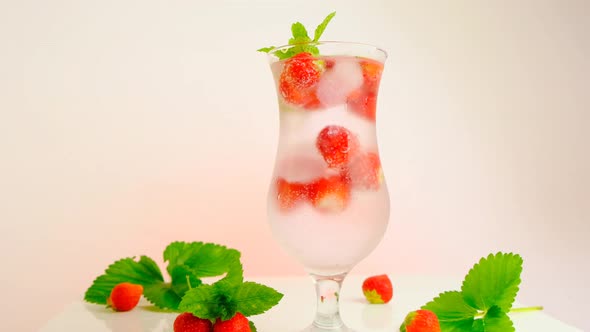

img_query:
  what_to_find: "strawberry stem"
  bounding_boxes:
[474,306,543,319]
[509,306,544,313]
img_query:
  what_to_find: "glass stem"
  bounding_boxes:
[310,273,347,329]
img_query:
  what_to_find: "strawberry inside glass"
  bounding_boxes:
[266,42,390,332]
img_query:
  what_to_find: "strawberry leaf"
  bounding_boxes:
[249,321,258,332]
[461,252,523,312]
[164,241,241,278]
[422,291,477,331]
[84,256,164,305]
[472,306,515,332]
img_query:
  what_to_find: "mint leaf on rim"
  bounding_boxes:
[314,11,336,42]
[258,12,337,60]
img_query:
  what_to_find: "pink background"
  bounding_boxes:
[2,1,588,331]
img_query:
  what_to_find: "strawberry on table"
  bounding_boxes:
[174,312,213,332]
[346,152,384,190]
[276,177,308,211]
[400,309,441,332]
[362,274,393,304]
[107,282,143,312]
[308,174,351,213]
[279,52,323,109]
[316,125,360,168]
[213,312,252,332]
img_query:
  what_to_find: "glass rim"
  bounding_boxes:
[267,40,388,61]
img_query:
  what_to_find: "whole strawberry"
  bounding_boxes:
[316,125,360,168]
[174,312,213,332]
[400,309,441,332]
[279,52,323,109]
[107,282,143,312]
[213,312,251,332]
[362,274,393,304]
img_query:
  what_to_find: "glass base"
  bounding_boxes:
[301,324,356,332]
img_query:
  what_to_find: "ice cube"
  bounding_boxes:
[316,58,364,107]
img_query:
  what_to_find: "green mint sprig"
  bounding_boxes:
[258,12,336,60]
[84,241,242,310]
[416,252,543,332]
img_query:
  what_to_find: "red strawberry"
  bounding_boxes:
[276,177,308,211]
[360,59,383,90]
[347,88,377,121]
[362,274,393,304]
[347,59,383,121]
[213,313,251,332]
[279,52,323,109]
[400,309,441,332]
[107,282,143,312]
[346,152,384,190]
[308,175,351,213]
[316,125,360,168]
[174,312,213,332]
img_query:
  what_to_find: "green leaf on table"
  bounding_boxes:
[461,252,523,312]
[472,305,515,332]
[422,291,477,331]
[233,281,284,316]
[415,252,537,332]
[179,279,284,321]
[249,321,258,332]
[164,241,241,278]
[84,241,243,311]
[178,284,219,321]
[84,256,164,305]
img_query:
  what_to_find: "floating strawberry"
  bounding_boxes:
[360,59,383,90]
[174,312,213,332]
[107,282,143,312]
[347,88,377,121]
[279,52,323,109]
[316,125,360,168]
[347,59,383,121]
[362,274,393,304]
[346,152,384,190]
[308,175,351,213]
[276,177,308,211]
[213,313,251,332]
[400,309,441,332]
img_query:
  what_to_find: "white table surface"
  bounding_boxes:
[40,275,581,332]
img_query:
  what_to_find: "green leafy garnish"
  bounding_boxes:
[84,241,241,310]
[258,11,336,60]
[179,279,283,322]
[416,252,543,332]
